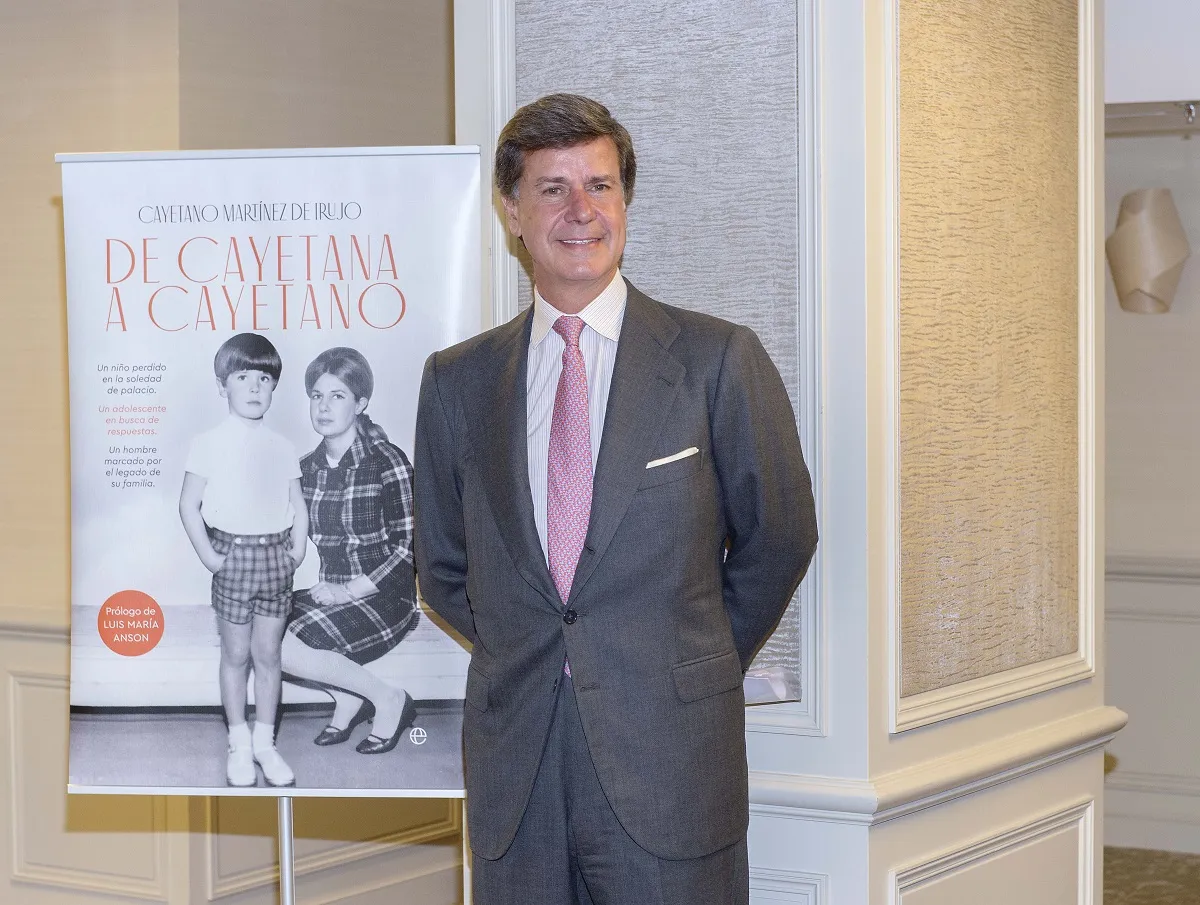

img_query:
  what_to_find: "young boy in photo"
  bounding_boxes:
[179,333,308,788]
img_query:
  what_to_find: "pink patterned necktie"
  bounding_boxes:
[546,315,592,607]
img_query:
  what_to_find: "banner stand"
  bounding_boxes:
[278,796,296,905]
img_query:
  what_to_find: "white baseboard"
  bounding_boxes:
[1105,814,1200,854]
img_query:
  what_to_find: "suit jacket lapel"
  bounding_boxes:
[568,285,684,604]
[467,310,560,610]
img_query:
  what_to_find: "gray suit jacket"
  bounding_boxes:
[414,282,817,861]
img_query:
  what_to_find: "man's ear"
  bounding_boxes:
[501,192,521,238]
[216,376,227,398]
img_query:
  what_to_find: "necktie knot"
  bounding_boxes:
[553,315,586,349]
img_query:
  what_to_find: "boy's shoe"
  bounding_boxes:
[253,743,296,788]
[226,742,256,787]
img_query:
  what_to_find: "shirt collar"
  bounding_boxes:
[530,269,627,347]
[304,430,369,473]
[224,414,261,435]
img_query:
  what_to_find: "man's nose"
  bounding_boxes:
[565,187,596,221]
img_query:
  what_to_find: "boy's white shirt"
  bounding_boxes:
[184,416,301,535]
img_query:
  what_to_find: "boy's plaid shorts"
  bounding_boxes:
[208,527,295,624]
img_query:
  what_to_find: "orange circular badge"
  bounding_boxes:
[98,590,164,656]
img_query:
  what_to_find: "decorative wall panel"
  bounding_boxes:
[204,796,459,899]
[2,637,179,904]
[897,0,1080,696]
[894,804,1091,905]
[514,0,811,699]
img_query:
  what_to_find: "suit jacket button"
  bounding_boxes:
[563,609,577,624]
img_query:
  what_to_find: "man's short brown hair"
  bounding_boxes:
[495,94,636,205]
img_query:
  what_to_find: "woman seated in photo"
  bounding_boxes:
[281,346,418,754]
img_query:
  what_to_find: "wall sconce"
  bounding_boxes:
[1106,188,1191,314]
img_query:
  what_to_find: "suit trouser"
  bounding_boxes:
[471,673,749,905]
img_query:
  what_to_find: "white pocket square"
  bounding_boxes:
[646,447,699,469]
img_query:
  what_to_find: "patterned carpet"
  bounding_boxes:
[1107,848,1200,904]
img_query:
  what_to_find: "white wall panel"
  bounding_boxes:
[1105,0,1200,103]
[1106,569,1200,852]
[874,753,1101,905]
[0,633,186,905]
[896,810,1086,905]
[1106,135,1200,557]
[201,797,460,903]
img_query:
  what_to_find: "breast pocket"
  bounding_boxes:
[638,446,704,490]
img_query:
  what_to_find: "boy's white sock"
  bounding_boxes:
[251,721,295,787]
[225,722,256,788]
[252,721,275,750]
[228,722,252,748]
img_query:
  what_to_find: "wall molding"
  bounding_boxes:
[1107,607,1200,626]
[749,866,830,904]
[206,798,460,899]
[884,0,1099,733]
[0,605,68,640]
[1106,553,1200,585]
[746,0,826,738]
[750,705,1123,825]
[303,856,461,905]
[1107,769,1200,800]
[453,0,517,330]
[1105,556,1200,622]
[891,800,1094,904]
[8,669,174,901]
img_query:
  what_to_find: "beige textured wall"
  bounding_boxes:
[179,0,453,149]
[0,0,180,622]
[898,0,1080,697]
[0,3,461,901]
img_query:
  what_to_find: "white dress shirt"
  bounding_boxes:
[526,270,628,562]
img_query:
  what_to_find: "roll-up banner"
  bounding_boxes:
[58,147,480,796]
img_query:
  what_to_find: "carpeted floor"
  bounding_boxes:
[1107,848,1200,904]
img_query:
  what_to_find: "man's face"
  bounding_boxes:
[502,136,627,313]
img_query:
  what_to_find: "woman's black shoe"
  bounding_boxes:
[314,701,374,746]
[356,693,416,754]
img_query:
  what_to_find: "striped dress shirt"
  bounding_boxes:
[526,271,628,564]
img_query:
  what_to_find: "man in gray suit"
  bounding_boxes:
[415,94,817,905]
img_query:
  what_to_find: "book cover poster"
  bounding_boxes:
[60,148,479,796]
